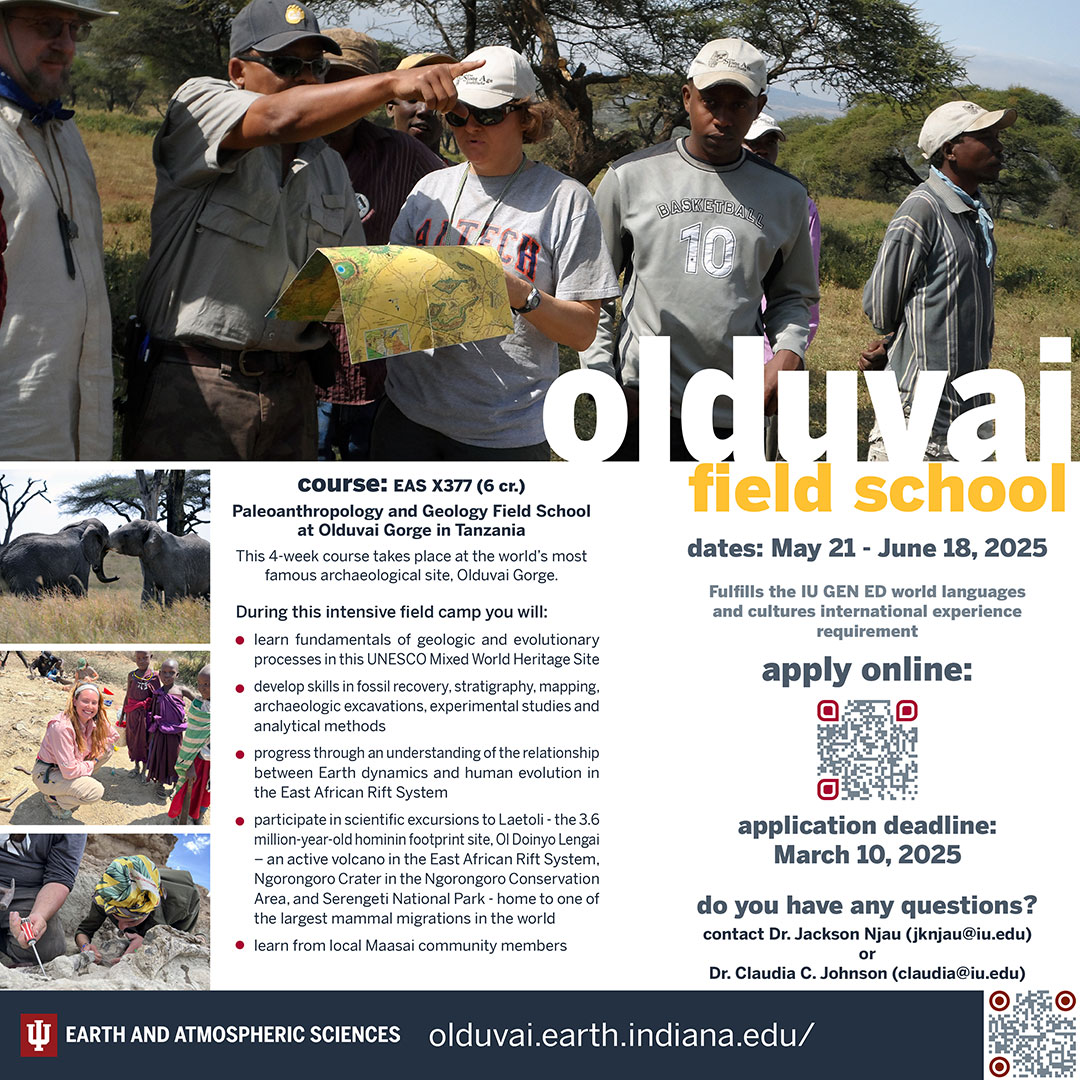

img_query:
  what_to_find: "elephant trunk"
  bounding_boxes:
[94,553,120,584]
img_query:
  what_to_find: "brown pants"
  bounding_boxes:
[126,358,318,460]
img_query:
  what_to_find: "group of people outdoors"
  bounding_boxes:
[1,834,201,969]
[0,0,1015,462]
[30,651,211,822]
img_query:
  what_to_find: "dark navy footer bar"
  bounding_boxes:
[6,990,981,1077]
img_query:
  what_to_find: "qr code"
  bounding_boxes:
[988,990,1076,1078]
[817,699,917,800]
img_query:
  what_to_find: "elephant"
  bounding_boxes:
[0,519,118,597]
[105,520,210,605]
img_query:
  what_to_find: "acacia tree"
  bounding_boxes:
[780,86,1079,218]
[58,471,210,535]
[73,0,242,112]
[0,475,50,546]
[334,0,964,182]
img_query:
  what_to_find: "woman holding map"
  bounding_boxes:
[373,45,619,461]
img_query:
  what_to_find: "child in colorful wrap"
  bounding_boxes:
[169,665,211,824]
[120,650,158,781]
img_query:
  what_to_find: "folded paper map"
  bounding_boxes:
[268,245,515,364]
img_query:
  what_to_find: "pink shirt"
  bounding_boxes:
[38,712,116,779]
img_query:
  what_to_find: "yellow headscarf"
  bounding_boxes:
[94,856,161,916]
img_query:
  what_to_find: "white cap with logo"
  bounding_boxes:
[454,45,537,108]
[687,38,768,96]
[745,112,785,142]
[918,100,1017,159]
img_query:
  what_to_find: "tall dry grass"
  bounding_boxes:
[0,593,209,643]
[0,548,208,643]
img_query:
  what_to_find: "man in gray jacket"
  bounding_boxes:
[861,99,1015,460]
[579,38,818,460]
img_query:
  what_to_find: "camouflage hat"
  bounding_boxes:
[322,28,380,76]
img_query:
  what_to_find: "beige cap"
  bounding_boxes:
[397,51,457,70]
[918,100,1017,159]
[321,27,380,76]
[688,38,767,96]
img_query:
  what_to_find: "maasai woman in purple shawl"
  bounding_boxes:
[145,659,187,798]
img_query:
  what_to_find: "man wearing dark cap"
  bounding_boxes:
[130,0,477,459]
[0,0,116,460]
[861,99,1016,460]
[316,28,445,459]
[387,52,456,160]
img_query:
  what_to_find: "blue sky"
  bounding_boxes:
[914,0,1080,110]
[169,834,211,889]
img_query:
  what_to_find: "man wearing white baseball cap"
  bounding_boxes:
[580,38,818,459]
[861,99,1016,460]
[0,0,117,460]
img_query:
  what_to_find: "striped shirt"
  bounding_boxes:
[174,697,210,779]
[863,170,995,439]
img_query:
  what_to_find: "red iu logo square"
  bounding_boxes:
[21,1014,58,1057]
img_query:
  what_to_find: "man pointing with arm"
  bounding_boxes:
[130,0,480,460]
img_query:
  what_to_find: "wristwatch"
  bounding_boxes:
[511,287,542,315]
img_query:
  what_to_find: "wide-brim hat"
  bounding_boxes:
[918,100,1018,159]
[454,45,536,108]
[230,0,341,58]
[0,0,117,17]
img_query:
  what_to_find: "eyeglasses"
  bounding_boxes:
[237,53,331,78]
[445,103,524,128]
[6,14,92,41]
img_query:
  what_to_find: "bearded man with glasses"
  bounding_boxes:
[130,0,479,459]
[0,0,117,461]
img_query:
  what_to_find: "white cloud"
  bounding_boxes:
[958,46,1080,111]
[182,836,211,855]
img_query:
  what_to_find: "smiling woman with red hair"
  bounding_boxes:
[32,682,117,819]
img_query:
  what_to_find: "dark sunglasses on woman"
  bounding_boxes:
[237,53,332,78]
[445,103,524,128]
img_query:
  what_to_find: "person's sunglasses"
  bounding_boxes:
[238,53,331,79]
[445,103,524,128]
[6,14,92,41]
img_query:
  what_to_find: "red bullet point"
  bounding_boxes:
[236,750,244,759]
[236,817,244,826]
[235,636,244,645]
[236,941,245,950]
[235,684,244,693]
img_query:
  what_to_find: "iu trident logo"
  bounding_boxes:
[20,1014,58,1057]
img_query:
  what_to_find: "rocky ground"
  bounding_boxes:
[0,833,210,990]
[0,651,210,825]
